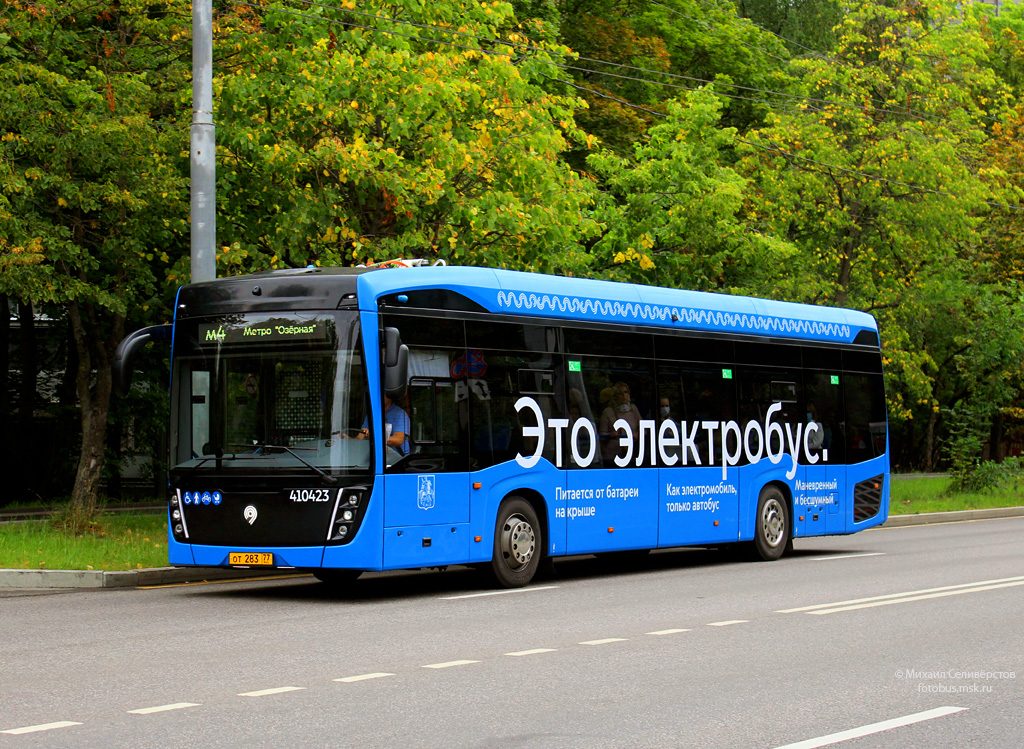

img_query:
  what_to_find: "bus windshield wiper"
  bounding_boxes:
[184,452,263,473]
[244,443,338,485]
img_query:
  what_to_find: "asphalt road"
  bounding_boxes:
[2,517,1022,748]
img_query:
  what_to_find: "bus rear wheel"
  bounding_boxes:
[490,497,541,589]
[752,486,789,561]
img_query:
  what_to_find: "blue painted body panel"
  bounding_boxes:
[168,266,887,573]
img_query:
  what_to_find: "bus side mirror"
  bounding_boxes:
[383,327,408,401]
[113,324,172,395]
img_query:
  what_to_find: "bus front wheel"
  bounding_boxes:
[490,497,541,589]
[752,486,789,561]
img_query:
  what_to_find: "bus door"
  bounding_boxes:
[564,359,658,554]
[802,371,847,536]
[467,351,568,558]
[656,362,740,548]
[382,346,472,569]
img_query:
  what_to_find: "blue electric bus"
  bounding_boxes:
[115,263,889,587]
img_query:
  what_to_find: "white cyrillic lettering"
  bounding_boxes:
[803,422,821,465]
[720,420,742,480]
[702,421,719,465]
[765,403,784,465]
[548,418,569,468]
[636,420,657,467]
[514,396,544,468]
[784,422,803,480]
[680,421,701,465]
[743,419,764,464]
[658,420,680,466]
[571,418,597,467]
[613,418,634,467]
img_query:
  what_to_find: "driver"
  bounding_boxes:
[356,395,410,455]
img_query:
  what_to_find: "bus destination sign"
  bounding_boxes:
[198,318,331,345]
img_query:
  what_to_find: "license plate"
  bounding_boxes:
[229,552,274,566]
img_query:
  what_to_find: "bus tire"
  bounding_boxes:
[752,485,789,561]
[313,569,362,585]
[490,496,541,589]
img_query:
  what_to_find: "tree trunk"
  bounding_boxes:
[925,408,937,472]
[65,300,124,529]
[18,300,37,502]
[0,295,8,507]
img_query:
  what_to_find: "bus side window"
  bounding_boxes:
[387,346,467,473]
[844,373,886,463]
[803,371,844,464]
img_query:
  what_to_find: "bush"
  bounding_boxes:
[947,456,1024,495]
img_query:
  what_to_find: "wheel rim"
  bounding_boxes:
[500,513,536,570]
[761,497,785,548]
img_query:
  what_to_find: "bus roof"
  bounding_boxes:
[357,266,878,346]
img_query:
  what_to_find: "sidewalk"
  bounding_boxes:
[3,507,1022,590]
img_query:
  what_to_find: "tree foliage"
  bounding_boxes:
[7,0,1024,506]
[208,0,597,279]
[0,0,190,522]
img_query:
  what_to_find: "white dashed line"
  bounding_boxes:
[439,585,559,600]
[505,648,557,657]
[646,628,692,636]
[422,660,481,669]
[128,703,199,715]
[334,672,396,683]
[707,620,748,627]
[579,638,628,645]
[238,686,305,697]
[1,722,82,735]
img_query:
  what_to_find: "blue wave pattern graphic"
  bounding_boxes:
[495,291,852,341]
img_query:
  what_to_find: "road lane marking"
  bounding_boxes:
[777,575,1024,615]
[1,722,82,735]
[128,703,200,715]
[439,585,558,600]
[771,705,967,749]
[809,553,885,561]
[646,628,692,636]
[505,648,557,657]
[422,660,480,669]
[238,686,305,697]
[334,673,395,683]
[707,620,748,627]
[808,580,1024,615]
[579,638,628,645]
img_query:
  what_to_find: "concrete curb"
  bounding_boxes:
[0,566,294,590]
[3,507,1022,590]
[881,505,1024,527]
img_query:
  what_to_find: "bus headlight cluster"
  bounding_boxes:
[330,487,366,542]
[169,494,187,540]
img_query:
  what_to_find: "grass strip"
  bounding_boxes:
[890,476,1024,515]
[0,514,168,571]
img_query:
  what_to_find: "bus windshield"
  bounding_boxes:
[170,311,371,475]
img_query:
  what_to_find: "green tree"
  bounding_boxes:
[0,0,189,525]
[737,0,1006,464]
[585,89,795,290]
[205,0,597,279]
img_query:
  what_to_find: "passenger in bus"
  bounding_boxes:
[657,395,678,423]
[599,381,641,464]
[353,395,410,455]
[568,387,597,466]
